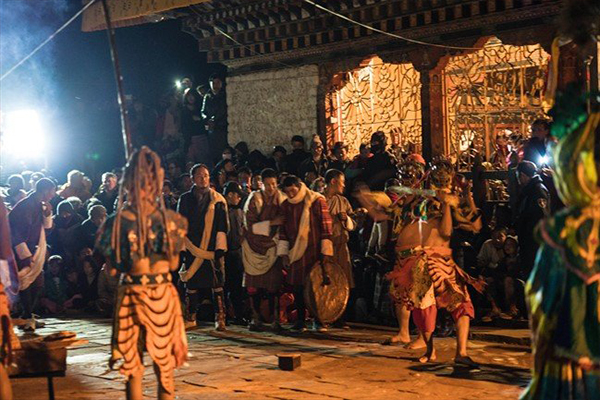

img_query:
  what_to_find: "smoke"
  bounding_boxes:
[0,0,69,110]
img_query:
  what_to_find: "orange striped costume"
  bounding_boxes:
[97,209,188,394]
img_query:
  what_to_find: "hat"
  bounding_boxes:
[406,153,426,166]
[223,181,244,196]
[517,161,538,178]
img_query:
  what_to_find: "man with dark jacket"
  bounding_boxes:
[363,131,397,191]
[515,161,549,276]
[284,135,310,176]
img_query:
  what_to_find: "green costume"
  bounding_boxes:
[522,90,600,400]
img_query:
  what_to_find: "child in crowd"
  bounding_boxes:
[41,256,69,315]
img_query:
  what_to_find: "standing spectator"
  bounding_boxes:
[522,119,553,166]
[329,142,350,172]
[223,182,246,324]
[9,178,55,332]
[284,135,310,176]
[181,88,210,165]
[278,176,334,332]
[298,135,329,181]
[95,172,118,214]
[5,175,26,208]
[268,146,287,174]
[202,74,228,162]
[58,170,91,202]
[178,164,229,331]
[346,143,372,184]
[363,131,396,191]
[75,205,107,252]
[515,161,549,277]
[324,169,356,329]
[243,169,285,332]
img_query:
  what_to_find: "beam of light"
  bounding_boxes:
[3,110,45,159]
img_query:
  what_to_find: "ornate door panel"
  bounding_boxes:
[442,37,549,171]
[325,56,422,157]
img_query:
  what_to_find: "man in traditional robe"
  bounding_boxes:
[242,168,286,332]
[278,176,334,332]
[177,164,229,331]
[9,178,55,332]
[324,169,355,329]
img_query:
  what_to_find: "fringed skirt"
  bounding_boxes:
[111,280,187,394]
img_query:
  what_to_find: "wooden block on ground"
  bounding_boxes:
[278,353,301,371]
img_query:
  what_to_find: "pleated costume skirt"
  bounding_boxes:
[111,282,187,394]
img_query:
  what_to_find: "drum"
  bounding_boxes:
[304,260,350,324]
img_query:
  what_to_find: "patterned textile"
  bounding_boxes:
[521,207,600,400]
[97,209,187,273]
[243,191,285,291]
[387,246,482,312]
[111,282,187,394]
[279,186,333,286]
[177,188,228,289]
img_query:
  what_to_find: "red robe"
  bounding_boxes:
[278,186,333,286]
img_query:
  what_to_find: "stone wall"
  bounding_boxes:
[226,65,319,154]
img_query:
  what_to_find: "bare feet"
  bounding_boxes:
[418,348,437,363]
[404,335,426,350]
[382,333,410,346]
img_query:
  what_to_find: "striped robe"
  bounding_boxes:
[278,186,333,286]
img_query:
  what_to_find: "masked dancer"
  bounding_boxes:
[96,147,188,400]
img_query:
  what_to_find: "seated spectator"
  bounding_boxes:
[167,162,182,183]
[268,145,287,173]
[497,236,521,319]
[304,171,318,187]
[234,141,250,167]
[58,170,91,202]
[5,174,26,208]
[225,171,239,184]
[213,146,235,173]
[94,172,118,214]
[41,255,69,315]
[48,200,83,257]
[66,196,86,219]
[64,267,84,310]
[75,205,107,252]
[79,256,99,311]
[238,166,252,195]
[251,174,263,191]
[162,180,178,210]
[96,263,119,317]
[477,227,508,321]
[247,150,267,173]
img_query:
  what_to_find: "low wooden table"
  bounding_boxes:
[8,337,87,400]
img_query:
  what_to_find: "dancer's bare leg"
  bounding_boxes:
[126,371,144,400]
[384,304,411,344]
[454,315,479,367]
[154,363,174,400]
[418,331,436,363]
[0,364,13,400]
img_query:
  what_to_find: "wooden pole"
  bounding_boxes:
[100,0,133,160]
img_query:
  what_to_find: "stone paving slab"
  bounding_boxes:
[11,317,531,400]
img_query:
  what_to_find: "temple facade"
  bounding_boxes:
[181,0,588,170]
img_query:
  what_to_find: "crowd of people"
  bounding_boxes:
[0,114,558,350]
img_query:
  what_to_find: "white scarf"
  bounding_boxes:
[287,183,323,263]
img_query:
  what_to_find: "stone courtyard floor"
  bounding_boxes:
[11,317,532,400]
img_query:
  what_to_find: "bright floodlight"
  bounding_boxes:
[175,80,182,89]
[3,110,45,158]
[539,155,549,165]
